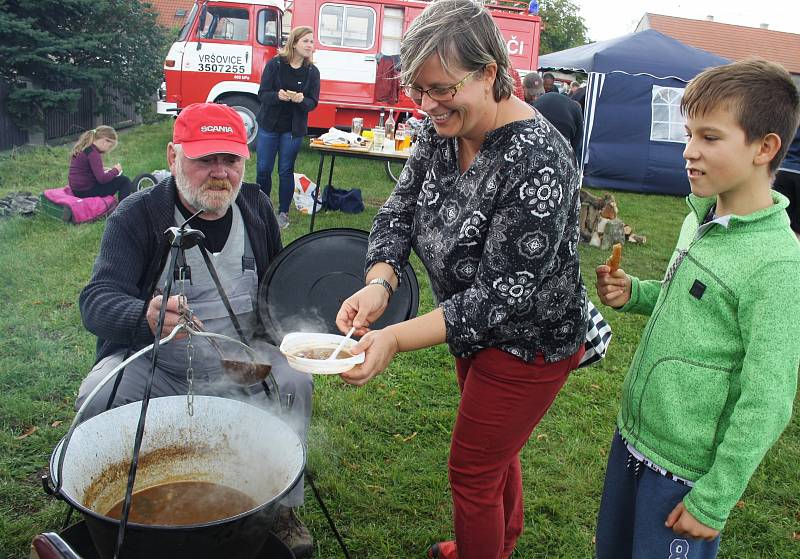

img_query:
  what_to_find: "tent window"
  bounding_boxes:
[650,86,686,143]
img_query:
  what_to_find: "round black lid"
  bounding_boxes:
[258,228,419,343]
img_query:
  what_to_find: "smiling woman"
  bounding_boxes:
[332,1,589,558]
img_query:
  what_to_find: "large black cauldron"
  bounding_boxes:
[49,395,305,559]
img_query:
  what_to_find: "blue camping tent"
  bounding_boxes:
[539,29,729,195]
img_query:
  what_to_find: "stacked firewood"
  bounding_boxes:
[578,190,647,248]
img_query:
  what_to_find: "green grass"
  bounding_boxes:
[1,121,798,558]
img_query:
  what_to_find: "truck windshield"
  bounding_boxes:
[177,4,198,42]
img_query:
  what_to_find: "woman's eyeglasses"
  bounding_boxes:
[402,71,478,105]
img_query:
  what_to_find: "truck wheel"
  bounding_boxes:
[218,95,260,148]
[133,173,158,191]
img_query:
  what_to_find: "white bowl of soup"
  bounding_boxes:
[280,332,364,375]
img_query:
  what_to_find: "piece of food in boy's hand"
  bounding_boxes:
[606,243,623,273]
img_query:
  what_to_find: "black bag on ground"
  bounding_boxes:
[321,185,364,214]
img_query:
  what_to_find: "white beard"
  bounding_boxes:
[174,155,242,214]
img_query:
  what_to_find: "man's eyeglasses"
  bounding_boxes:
[402,71,478,105]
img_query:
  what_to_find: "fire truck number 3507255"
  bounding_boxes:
[198,63,247,73]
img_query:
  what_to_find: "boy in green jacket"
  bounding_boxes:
[594,59,800,558]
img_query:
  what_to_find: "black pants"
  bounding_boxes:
[773,170,800,233]
[74,175,134,201]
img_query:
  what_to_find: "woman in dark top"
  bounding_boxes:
[68,126,133,200]
[334,1,587,558]
[256,26,320,229]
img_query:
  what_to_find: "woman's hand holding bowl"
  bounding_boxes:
[340,328,399,386]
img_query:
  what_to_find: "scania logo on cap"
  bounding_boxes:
[200,125,234,133]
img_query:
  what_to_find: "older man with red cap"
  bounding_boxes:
[75,103,314,557]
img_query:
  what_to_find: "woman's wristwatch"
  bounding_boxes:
[367,277,394,298]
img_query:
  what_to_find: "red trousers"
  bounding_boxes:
[445,346,584,559]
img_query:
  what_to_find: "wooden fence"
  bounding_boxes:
[0,82,29,151]
[0,82,140,151]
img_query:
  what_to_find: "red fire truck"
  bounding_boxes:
[157,0,541,143]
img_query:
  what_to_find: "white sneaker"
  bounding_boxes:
[277,212,290,230]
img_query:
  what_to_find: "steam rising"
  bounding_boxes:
[188,334,310,445]
[266,304,333,344]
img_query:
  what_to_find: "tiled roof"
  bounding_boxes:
[638,13,800,75]
[147,0,195,30]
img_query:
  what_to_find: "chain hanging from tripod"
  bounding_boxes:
[178,267,195,417]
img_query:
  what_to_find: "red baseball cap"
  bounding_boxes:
[173,103,250,159]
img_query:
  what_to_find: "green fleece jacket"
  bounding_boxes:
[616,191,800,531]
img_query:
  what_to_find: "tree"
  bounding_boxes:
[0,0,169,128]
[538,0,589,55]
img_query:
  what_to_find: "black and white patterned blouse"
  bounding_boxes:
[366,116,587,363]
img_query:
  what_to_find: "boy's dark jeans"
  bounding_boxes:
[596,431,721,559]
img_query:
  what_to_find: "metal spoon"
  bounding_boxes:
[328,326,356,360]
